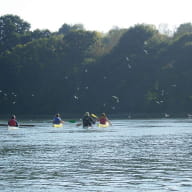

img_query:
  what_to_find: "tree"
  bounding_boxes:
[63,30,98,58]
[102,27,126,54]
[115,24,158,54]
[174,23,192,37]
[0,14,31,52]
[58,23,71,35]
[31,29,51,39]
[58,23,85,35]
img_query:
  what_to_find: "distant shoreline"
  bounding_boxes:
[1,112,192,120]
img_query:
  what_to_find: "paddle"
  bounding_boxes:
[91,113,98,119]
[0,123,35,127]
[51,120,76,124]
[68,120,76,123]
[19,124,35,127]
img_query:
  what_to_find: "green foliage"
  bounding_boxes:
[174,23,192,37]
[0,14,31,53]
[58,23,85,35]
[102,28,126,54]
[31,29,51,39]
[1,14,192,115]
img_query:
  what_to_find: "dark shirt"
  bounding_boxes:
[83,116,95,127]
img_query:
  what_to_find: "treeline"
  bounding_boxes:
[1,14,192,116]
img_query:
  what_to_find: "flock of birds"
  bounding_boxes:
[1,88,191,119]
[0,90,35,105]
[0,88,120,111]
[0,41,182,115]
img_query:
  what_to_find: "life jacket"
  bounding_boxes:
[8,119,17,126]
[100,117,107,124]
[53,117,61,124]
[83,116,93,126]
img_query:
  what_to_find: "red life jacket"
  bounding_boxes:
[8,119,17,126]
[100,117,107,124]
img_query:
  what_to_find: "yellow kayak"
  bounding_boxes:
[98,122,109,128]
[52,123,63,128]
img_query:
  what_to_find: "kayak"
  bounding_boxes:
[0,124,34,127]
[53,123,63,128]
[8,126,19,130]
[98,122,110,128]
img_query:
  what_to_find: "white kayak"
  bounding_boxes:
[8,126,19,130]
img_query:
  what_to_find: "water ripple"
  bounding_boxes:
[0,119,192,191]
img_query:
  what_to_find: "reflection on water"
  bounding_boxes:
[1,119,192,191]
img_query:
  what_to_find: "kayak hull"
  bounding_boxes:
[8,126,19,130]
[53,123,63,128]
[98,122,109,128]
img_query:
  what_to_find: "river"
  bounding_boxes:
[0,118,192,192]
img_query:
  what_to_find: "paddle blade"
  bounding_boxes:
[68,120,76,123]
[91,114,98,118]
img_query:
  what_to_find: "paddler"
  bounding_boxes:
[53,113,64,124]
[8,115,19,127]
[99,113,111,125]
[82,112,95,127]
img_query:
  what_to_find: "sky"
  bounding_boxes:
[1,0,192,33]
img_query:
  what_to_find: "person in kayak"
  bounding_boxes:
[53,113,64,124]
[99,113,111,125]
[8,115,19,127]
[82,112,95,127]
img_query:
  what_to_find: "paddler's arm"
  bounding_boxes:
[15,120,19,127]
[107,118,112,126]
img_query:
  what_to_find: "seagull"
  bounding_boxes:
[112,96,120,103]
[144,49,149,54]
[164,113,170,118]
[126,57,129,61]
[128,64,132,69]
[74,95,79,100]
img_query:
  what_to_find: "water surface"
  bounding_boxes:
[1,118,192,192]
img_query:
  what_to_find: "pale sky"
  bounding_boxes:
[1,0,192,33]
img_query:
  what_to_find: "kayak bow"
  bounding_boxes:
[98,122,110,128]
[8,126,19,130]
[52,123,63,128]
[0,124,35,127]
